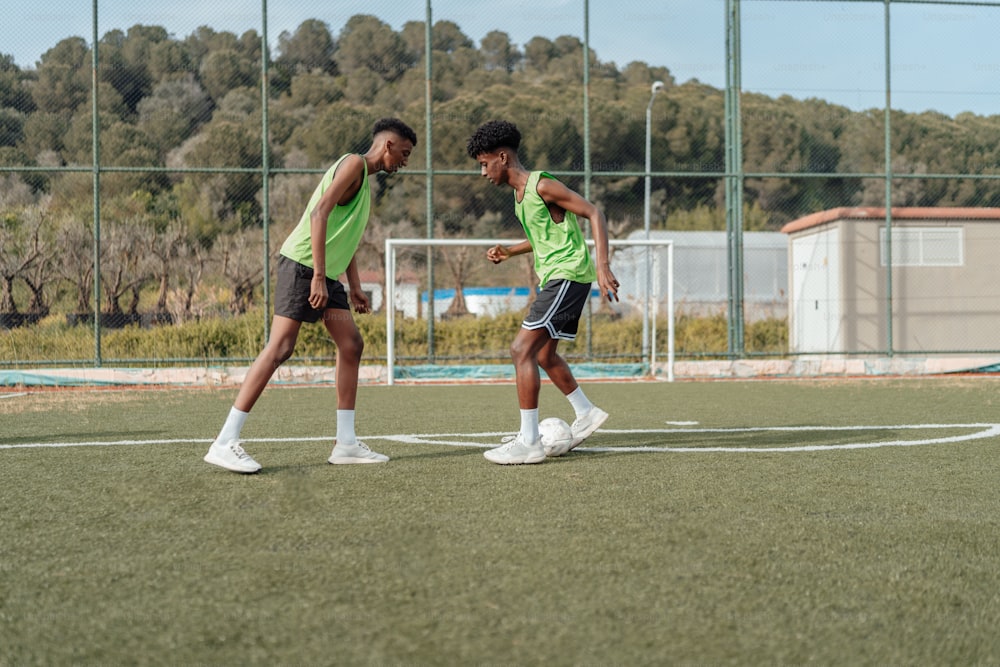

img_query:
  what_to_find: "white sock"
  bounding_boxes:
[336,409,357,445]
[217,407,248,443]
[566,387,594,418]
[520,408,539,443]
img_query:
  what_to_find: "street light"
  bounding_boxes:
[642,80,665,369]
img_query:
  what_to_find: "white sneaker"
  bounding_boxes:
[204,440,262,473]
[570,406,609,448]
[328,440,389,464]
[484,434,546,465]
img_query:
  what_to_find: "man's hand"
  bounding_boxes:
[486,244,510,264]
[350,286,371,314]
[308,275,329,309]
[598,267,620,303]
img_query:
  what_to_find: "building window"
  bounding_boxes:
[879,226,963,267]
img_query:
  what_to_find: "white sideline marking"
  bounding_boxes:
[0,392,28,400]
[2,424,999,453]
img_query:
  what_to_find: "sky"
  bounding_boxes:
[4,0,1000,118]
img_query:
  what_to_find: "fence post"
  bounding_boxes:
[91,0,102,367]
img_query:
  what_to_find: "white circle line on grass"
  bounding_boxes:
[2,424,999,453]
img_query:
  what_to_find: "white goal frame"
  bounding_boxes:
[384,238,674,385]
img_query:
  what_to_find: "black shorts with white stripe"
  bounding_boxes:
[522,279,591,341]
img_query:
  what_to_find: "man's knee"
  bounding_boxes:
[511,331,546,364]
[335,329,364,361]
[264,338,296,367]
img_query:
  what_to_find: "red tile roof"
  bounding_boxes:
[781,207,1000,234]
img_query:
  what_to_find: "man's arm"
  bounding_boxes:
[344,256,371,314]
[306,155,365,310]
[536,178,620,302]
[486,239,533,264]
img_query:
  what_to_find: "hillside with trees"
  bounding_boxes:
[2,14,1000,322]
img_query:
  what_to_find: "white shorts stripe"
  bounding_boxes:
[522,280,577,340]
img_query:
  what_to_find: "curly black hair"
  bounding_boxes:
[373,117,418,145]
[466,120,521,158]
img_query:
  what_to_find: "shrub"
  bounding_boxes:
[0,310,789,366]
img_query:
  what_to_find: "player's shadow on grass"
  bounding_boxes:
[0,430,167,446]
[241,446,480,473]
[389,447,484,461]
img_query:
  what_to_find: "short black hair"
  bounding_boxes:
[373,117,417,145]
[466,120,521,159]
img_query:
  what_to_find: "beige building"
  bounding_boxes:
[781,207,1000,354]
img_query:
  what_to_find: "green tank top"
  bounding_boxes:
[514,171,596,286]
[279,154,370,279]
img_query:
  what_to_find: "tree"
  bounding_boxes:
[0,210,42,313]
[334,15,413,83]
[172,236,208,321]
[18,207,59,315]
[0,108,24,147]
[0,54,36,113]
[136,73,213,156]
[284,72,343,108]
[481,31,522,72]
[54,217,94,314]
[99,218,152,315]
[399,21,426,60]
[148,39,195,83]
[276,19,337,76]
[32,38,91,114]
[98,28,157,115]
[214,228,264,314]
[285,102,372,165]
[200,48,258,103]
[176,117,264,231]
[21,111,69,159]
[523,37,556,73]
[433,21,474,54]
[433,44,483,100]
[147,222,188,314]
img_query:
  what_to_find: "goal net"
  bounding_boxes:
[383,238,674,384]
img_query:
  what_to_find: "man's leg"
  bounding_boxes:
[482,328,549,465]
[205,316,303,473]
[234,316,303,411]
[535,336,607,452]
[512,327,551,410]
[535,337,576,395]
[323,308,387,464]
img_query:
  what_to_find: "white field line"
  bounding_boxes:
[2,424,1000,453]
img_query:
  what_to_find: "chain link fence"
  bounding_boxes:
[2,0,1000,370]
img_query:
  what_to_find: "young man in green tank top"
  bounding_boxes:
[467,119,620,465]
[204,118,417,473]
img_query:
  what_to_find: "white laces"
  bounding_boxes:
[499,434,521,450]
[229,442,251,459]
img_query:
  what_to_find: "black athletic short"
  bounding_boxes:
[522,279,591,341]
[274,255,350,323]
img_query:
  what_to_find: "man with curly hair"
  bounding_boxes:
[467,119,620,465]
[204,117,417,473]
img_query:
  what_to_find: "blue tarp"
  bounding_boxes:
[393,363,648,380]
[1,363,652,387]
[0,371,134,387]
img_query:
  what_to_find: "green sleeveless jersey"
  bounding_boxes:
[279,154,370,279]
[515,171,596,286]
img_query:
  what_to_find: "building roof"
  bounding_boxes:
[780,207,1000,235]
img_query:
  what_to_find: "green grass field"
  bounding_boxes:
[3,377,1000,665]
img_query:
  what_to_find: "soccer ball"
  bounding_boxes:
[539,417,574,457]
